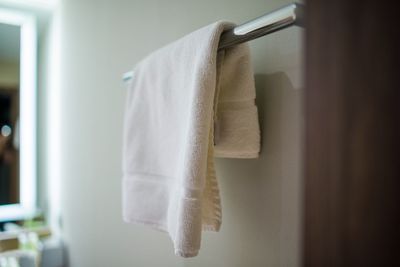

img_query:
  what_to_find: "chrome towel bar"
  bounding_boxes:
[123,3,304,82]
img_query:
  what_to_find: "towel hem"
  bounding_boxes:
[214,151,259,158]
[123,217,168,233]
[175,249,199,258]
[124,215,221,232]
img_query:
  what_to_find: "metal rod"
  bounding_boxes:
[123,3,304,82]
[219,3,304,50]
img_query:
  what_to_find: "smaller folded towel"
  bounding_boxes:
[122,21,260,258]
[213,44,260,158]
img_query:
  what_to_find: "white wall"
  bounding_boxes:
[44,0,304,266]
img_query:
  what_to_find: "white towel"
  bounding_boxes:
[122,21,260,258]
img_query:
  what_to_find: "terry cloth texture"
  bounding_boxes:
[122,21,260,258]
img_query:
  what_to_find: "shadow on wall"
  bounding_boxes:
[192,72,303,267]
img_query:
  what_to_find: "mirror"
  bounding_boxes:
[0,9,37,221]
[0,23,20,206]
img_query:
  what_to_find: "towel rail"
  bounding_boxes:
[123,3,304,82]
[219,3,304,50]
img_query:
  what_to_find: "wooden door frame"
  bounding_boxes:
[304,1,400,266]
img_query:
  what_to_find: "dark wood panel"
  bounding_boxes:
[304,1,400,266]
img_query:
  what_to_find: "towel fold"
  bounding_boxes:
[122,21,260,258]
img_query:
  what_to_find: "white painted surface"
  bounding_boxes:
[41,0,304,266]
